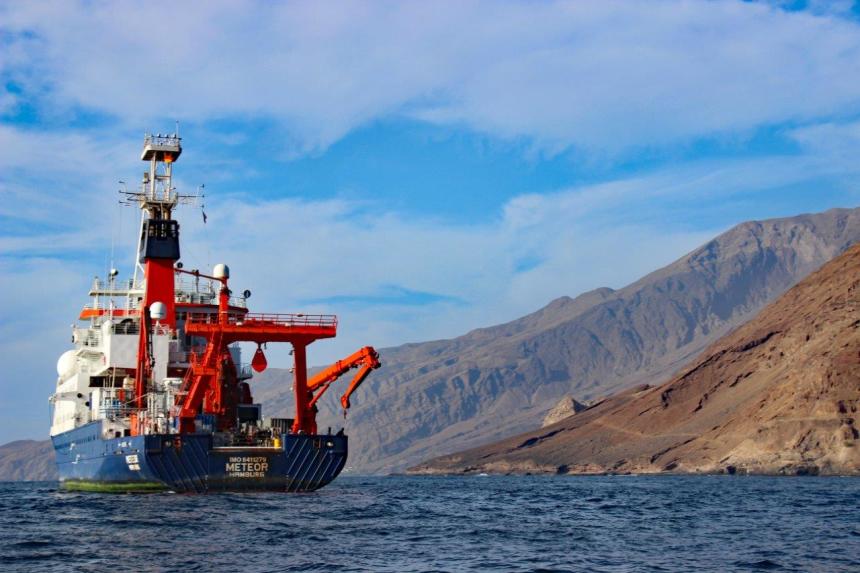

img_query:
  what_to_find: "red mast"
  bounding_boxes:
[130,134,184,432]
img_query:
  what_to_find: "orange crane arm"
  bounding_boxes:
[339,362,374,409]
[307,346,380,411]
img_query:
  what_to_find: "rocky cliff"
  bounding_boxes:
[409,242,860,476]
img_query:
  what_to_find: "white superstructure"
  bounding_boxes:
[49,132,250,440]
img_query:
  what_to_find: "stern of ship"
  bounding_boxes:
[54,425,348,493]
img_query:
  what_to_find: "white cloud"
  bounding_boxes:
[3,1,860,153]
[789,120,860,159]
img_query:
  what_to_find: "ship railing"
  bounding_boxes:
[96,405,136,419]
[90,277,143,293]
[186,312,338,328]
[144,133,181,147]
[73,328,102,348]
[174,291,217,305]
[173,293,249,309]
[229,297,249,309]
[81,301,142,313]
[111,322,140,335]
[173,278,248,309]
[174,276,217,295]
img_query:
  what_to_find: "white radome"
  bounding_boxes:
[213,263,230,279]
[150,301,167,320]
[56,350,77,378]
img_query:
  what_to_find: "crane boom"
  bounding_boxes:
[307,346,381,413]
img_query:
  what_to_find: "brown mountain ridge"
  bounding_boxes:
[409,241,860,476]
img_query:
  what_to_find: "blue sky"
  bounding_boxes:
[2,0,860,442]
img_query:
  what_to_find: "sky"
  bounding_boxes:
[2,0,860,443]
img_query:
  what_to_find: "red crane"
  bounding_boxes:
[174,267,379,436]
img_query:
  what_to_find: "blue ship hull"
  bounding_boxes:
[52,422,348,493]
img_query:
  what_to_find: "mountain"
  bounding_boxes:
[0,440,56,481]
[253,207,860,473]
[409,241,860,476]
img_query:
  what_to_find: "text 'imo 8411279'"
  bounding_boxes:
[49,132,381,493]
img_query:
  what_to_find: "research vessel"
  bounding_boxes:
[49,133,380,492]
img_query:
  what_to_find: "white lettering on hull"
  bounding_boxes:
[125,454,141,471]
[225,456,270,478]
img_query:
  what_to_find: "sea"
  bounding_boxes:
[1,475,858,572]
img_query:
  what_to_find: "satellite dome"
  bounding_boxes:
[150,301,167,321]
[213,263,230,279]
[56,350,77,377]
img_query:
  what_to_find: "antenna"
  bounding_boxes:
[125,132,191,282]
[196,183,212,271]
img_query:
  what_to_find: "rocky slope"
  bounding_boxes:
[0,440,56,481]
[255,207,860,473]
[409,242,860,476]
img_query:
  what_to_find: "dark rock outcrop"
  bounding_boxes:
[542,396,588,427]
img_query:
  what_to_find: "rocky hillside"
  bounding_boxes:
[0,440,56,481]
[410,242,860,476]
[255,207,860,473]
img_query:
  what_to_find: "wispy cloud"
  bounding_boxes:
[789,120,860,159]
[303,286,464,307]
[3,1,860,154]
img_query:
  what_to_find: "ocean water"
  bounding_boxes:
[1,476,858,572]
